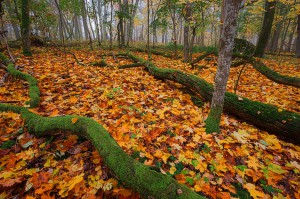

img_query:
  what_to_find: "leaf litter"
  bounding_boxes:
[0,48,299,199]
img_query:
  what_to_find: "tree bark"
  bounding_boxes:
[183,2,191,62]
[4,0,21,40]
[205,0,242,134]
[21,0,31,56]
[254,0,276,57]
[295,15,300,58]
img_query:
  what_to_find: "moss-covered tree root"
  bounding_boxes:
[6,64,40,108]
[233,54,300,88]
[131,47,176,58]
[0,103,206,199]
[0,52,40,108]
[121,53,300,144]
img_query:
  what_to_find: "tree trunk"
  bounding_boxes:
[286,21,296,52]
[109,0,113,49]
[269,4,286,52]
[254,0,276,57]
[92,0,101,47]
[278,18,291,54]
[295,15,300,58]
[183,2,191,62]
[4,0,21,40]
[21,0,31,56]
[205,0,242,134]
[127,0,139,46]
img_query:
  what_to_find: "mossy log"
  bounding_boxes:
[131,47,175,58]
[118,62,145,69]
[121,53,300,144]
[192,51,300,88]
[0,103,205,199]
[233,54,300,88]
[191,51,216,66]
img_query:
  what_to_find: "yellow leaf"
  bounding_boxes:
[244,183,265,199]
[71,117,78,124]
[68,173,84,191]
[25,196,36,199]
[44,159,51,167]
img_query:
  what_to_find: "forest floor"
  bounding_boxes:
[0,47,299,199]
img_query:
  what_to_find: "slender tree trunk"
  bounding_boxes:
[270,22,283,52]
[147,0,150,57]
[286,22,296,52]
[91,0,101,47]
[109,0,113,49]
[205,0,242,134]
[254,0,276,57]
[127,0,139,46]
[183,2,191,62]
[200,4,205,47]
[21,0,31,56]
[279,18,290,54]
[295,15,300,58]
[270,5,286,52]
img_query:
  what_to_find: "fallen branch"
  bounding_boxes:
[0,103,206,199]
[47,41,85,66]
[121,53,300,144]
[233,54,300,88]
[191,51,216,67]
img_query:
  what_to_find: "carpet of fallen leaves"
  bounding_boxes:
[0,47,300,199]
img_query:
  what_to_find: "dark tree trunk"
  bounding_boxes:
[183,2,191,62]
[296,15,300,58]
[21,0,31,56]
[205,0,242,134]
[254,0,276,57]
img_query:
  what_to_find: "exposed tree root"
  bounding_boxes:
[0,53,40,107]
[120,53,300,144]
[0,103,206,199]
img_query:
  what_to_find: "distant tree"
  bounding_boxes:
[205,0,242,134]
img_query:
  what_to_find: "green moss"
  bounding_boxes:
[0,103,207,199]
[120,52,300,144]
[205,106,222,134]
[7,64,40,108]
[0,52,10,63]
[234,54,300,88]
